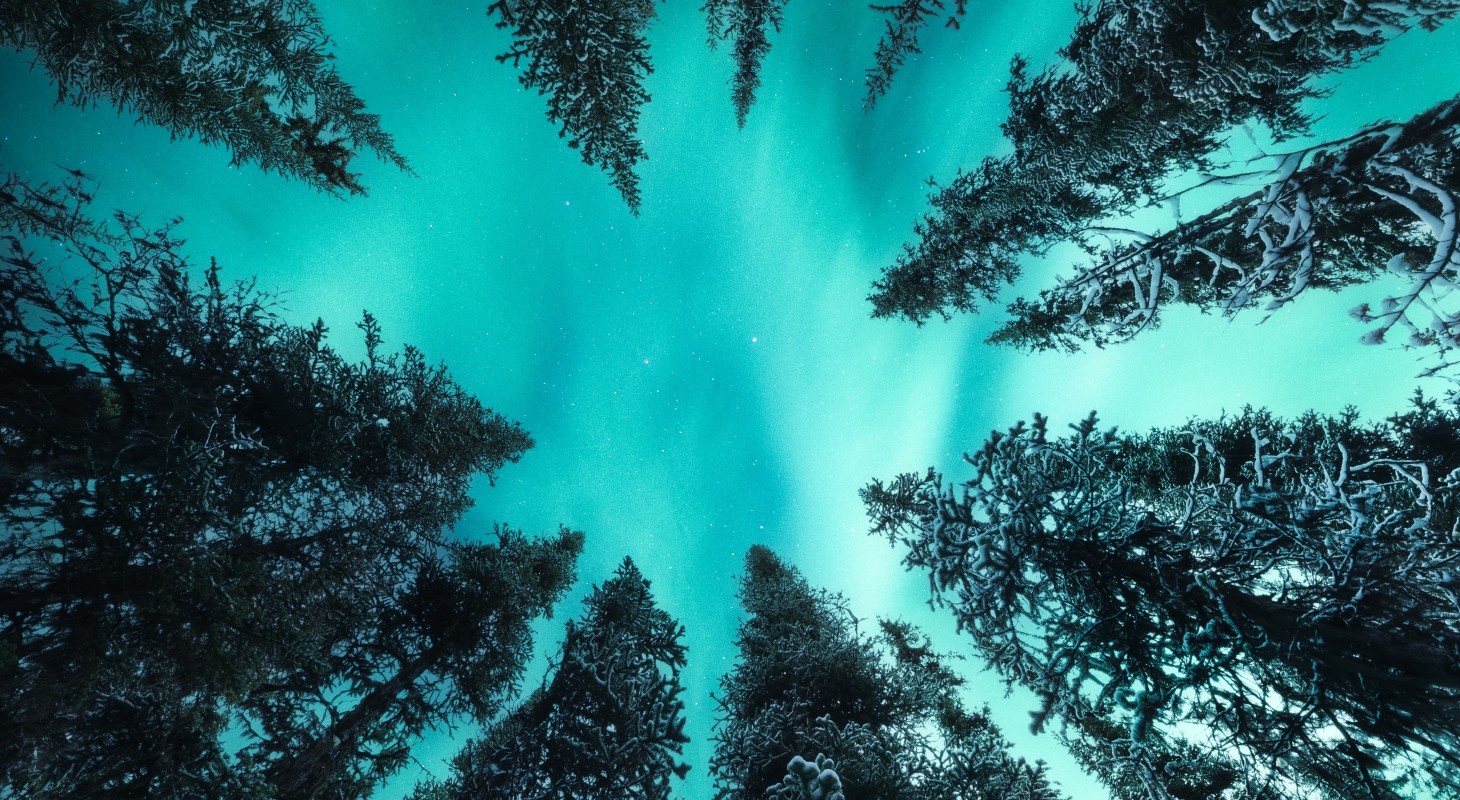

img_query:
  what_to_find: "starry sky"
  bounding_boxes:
[2,3,1458,798]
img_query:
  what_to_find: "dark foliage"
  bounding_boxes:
[0,170,580,798]
[711,545,1063,800]
[988,94,1460,378]
[417,557,690,800]
[863,0,966,109]
[870,0,1458,324]
[703,0,790,127]
[489,0,658,213]
[864,403,1460,799]
[0,0,410,194]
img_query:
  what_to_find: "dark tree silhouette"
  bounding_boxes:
[703,0,790,127]
[863,0,966,109]
[0,0,410,194]
[0,170,579,798]
[415,557,690,800]
[864,405,1460,799]
[870,0,1459,324]
[247,530,583,800]
[488,0,658,213]
[711,545,1064,800]
[988,94,1460,377]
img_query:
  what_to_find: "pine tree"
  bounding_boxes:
[862,0,966,110]
[417,557,690,800]
[711,545,1064,800]
[245,530,583,800]
[988,94,1460,377]
[703,0,790,127]
[488,0,658,213]
[869,0,1460,324]
[863,404,1460,799]
[0,169,579,797]
[0,0,410,194]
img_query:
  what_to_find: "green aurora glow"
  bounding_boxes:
[3,3,1458,797]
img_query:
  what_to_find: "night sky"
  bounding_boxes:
[3,3,1458,798]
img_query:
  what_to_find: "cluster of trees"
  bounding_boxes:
[411,557,691,800]
[712,545,1065,800]
[0,0,411,194]
[0,1,999,213]
[871,0,1460,374]
[8,2,1460,799]
[0,165,1071,795]
[864,401,1460,799]
[0,168,588,797]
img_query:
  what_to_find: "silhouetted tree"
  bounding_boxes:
[989,94,1460,377]
[246,530,583,800]
[864,404,1460,799]
[416,557,690,800]
[488,0,658,213]
[863,0,966,109]
[0,170,578,798]
[870,0,1459,324]
[703,0,790,126]
[0,0,409,194]
[711,545,1063,800]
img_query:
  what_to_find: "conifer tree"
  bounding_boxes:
[862,0,966,109]
[989,94,1460,377]
[0,169,579,798]
[703,0,790,127]
[712,545,1064,800]
[869,0,1459,324]
[416,557,690,800]
[864,404,1460,799]
[488,0,658,213]
[246,530,583,800]
[0,0,409,194]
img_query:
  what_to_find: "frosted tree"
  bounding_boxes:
[989,94,1460,377]
[870,0,1460,324]
[0,0,409,194]
[711,545,1063,800]
[0,169,580,797]
[703,0,791,127]
[415,557,690,800]
[488,0,658,213]
[862,0,966,109]
[863,405,1460,799]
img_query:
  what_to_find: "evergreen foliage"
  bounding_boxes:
[864,403,1460,799]
[415,557,690,800]
[0,170,581,798]
[703,0,790,127]
[488,0,658,213]
[869,0,1459,324]
[989,94,1460,377]
[863,0,966,109]
[711,545,1064,800]
[0,0,410,195]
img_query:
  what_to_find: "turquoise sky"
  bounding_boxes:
[3,3,1458,798]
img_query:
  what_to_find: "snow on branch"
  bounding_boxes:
[992,95,1460,377]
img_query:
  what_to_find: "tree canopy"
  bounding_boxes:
[869,0,1460,324]
[0,169,581,797]
[0,0,410,194]
[864,402,1460,799]
[415,557,690,800]
[989,93,1460,377]
[488,0,658,213]
[703,0,791,127]
[712,544,1065,800]
[862,0,966,109]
